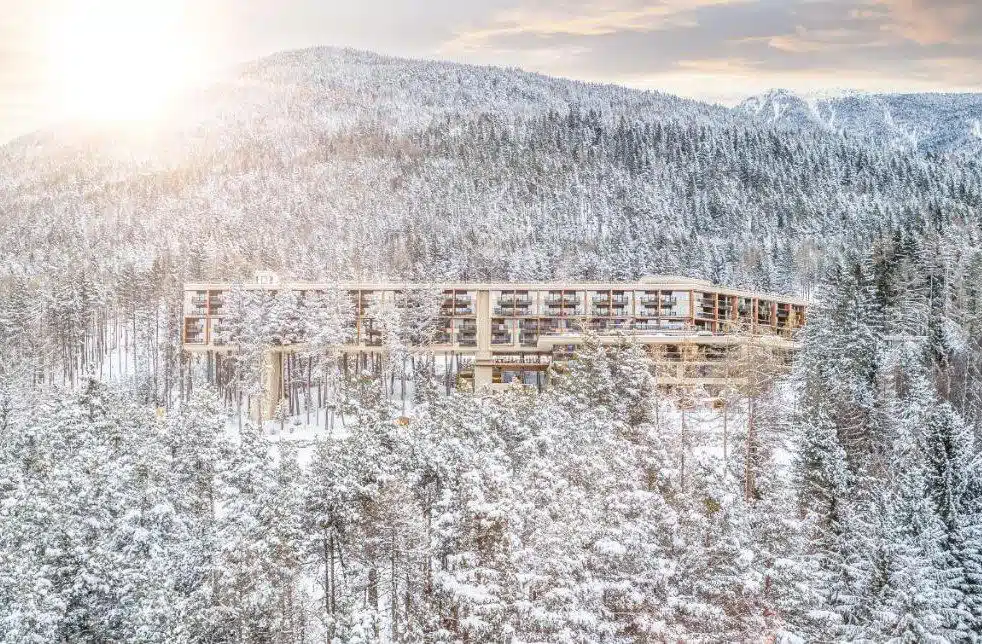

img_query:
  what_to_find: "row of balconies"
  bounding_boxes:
[490,304,711,317]
[183,299,803,346]
[544,308,586,316]
[591,294,630,303]
[217,296,794,324]
[638,295,678,304]
[193,287,798,312]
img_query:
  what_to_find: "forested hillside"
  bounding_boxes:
[2,47,982,642]
[4,48,982,385]
[738,89,982,156]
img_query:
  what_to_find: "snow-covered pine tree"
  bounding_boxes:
[889,342,982,637]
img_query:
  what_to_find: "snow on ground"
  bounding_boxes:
[254,385,792,476]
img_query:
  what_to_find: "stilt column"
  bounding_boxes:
[474,290,493,390]
[252,350,284,423]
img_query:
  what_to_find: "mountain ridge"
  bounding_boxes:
[735,87,982,155]
[4,47,981,158]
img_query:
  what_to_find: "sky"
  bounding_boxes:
[2,0,981,142]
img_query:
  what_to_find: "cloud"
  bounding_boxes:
[760,25,891,53]
[442,0,755,54]
[872,0,981,45]
[433,0,982,103]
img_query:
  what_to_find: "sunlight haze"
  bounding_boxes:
[44,0,205,122]
[2,0,981,141]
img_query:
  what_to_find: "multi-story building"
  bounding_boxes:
[184,273,807,418]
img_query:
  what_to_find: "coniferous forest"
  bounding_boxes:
[3,48,982,641]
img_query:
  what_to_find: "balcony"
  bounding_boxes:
[520,333,539,347]
[363,328,383,347]
[494,307,520,316]
[545,293,580,305]
[493,316,514,340]
[757,302,775,326]
[184,318,206,344]
[498,294,532,305]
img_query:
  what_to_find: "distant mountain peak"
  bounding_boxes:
[735,89,982,155]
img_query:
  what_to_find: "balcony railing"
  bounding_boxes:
[545,294,580,304]
[520,334,539,347]
[498,295,532,304]
[494,307,526,316]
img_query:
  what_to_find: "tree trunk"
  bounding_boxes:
[745,395,757,502]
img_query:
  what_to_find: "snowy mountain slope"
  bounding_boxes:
[1,46,980,311]
[0,47,729,189]
[736,89,982,155]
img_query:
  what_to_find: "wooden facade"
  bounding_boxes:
[182,275,807,413]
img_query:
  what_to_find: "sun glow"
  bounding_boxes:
[45,1,200,123]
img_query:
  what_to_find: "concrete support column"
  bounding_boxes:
[253,349,283,423]
[474,290,493,390]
